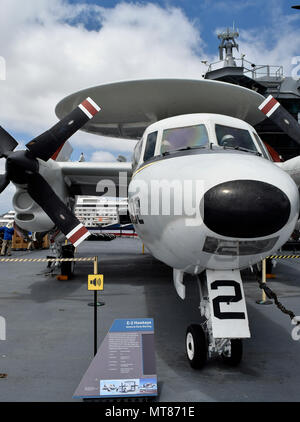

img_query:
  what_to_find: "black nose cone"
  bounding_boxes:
[203,180,291,238]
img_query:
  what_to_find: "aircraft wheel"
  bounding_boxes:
[221,339,243,366]
[186,324,207,369]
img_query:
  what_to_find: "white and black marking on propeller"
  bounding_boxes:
[78,97,101,119]
[66,223,90,247]
[258,95,280,117]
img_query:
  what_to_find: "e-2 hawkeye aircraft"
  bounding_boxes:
[1,79,300,369]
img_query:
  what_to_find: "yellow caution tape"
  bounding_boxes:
[0,257,97,263]
[267,255,300,259]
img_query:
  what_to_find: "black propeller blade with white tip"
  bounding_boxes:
[258,95,300,145]
[0,97,102,247]
[26,97,101,161]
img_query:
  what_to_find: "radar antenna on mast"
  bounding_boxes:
[217,24,239,67]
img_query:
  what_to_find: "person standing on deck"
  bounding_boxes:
[0,222,14,256]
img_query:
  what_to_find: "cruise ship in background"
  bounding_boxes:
[75,196,135,236]
[75,196,127,227]
[0,210,15,227]
[0,197,135,236]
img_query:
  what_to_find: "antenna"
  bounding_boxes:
[217,25,239,66]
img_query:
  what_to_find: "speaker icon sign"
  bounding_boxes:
[88,275,104,291]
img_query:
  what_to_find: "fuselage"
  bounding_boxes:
[128,113,299,274]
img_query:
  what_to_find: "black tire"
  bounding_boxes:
[186,324,207,369]
[221,339,243,366]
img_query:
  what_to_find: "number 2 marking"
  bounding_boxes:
[211,280,245,320]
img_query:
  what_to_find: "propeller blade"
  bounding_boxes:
[0,126,18,158]
[26,97,101,161]
[27,173,90,247]
[258,95,300,145]
[0,173,9,194]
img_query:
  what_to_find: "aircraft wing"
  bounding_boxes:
[277,158,300,187]
[57,161,132,197]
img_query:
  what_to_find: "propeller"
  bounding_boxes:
[258,95,300,145]
[0,126,18,158]
[0,97,101,247]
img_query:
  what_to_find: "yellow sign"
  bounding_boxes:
[88,275,104,291]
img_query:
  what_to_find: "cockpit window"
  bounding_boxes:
[252,132,270,159]
[161,124,209,154]
[132,139,143,170]
[215,124,258,152]
[144,131,158,162]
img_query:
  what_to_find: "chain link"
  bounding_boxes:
[257,279,300,325]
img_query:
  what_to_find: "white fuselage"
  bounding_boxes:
[128,114,299,274]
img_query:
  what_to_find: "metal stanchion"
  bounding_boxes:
[94,257,98,356]
[256,259,272,305]
[88,256,105,356]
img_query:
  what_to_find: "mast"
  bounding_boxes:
[217,25,239,67]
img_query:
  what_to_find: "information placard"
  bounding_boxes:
[73,318,157,399]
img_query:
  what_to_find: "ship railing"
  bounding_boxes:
[206,58,283,80]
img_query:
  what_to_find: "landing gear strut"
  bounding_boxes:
[185,271,245,369]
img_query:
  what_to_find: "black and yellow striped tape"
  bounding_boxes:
[0,257,96,263]
[267,255,300,259]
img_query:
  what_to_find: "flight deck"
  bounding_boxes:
[1,237,300,402]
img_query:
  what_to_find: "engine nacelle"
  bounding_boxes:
[12,158,71,233]
[13,188,55,232]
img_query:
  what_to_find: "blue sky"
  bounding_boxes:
[0,0,300,213]
[67,0,300,53]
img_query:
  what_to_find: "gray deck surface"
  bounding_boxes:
[1,238,300,402]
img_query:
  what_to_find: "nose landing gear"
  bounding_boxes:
[186,324,207,369]
[185,270,248,369]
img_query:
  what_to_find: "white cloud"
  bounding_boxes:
[71,131,137,153]
[91,150,117,162]
[0,0,206,212]
[0,0,206,135]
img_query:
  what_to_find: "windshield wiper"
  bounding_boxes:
[223,145,262,156]
[162,146,207,156]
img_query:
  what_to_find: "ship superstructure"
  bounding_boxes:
[205,26,300,160]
